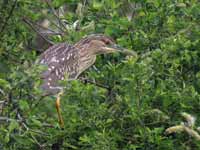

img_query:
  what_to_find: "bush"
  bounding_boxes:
[0,0,200,149]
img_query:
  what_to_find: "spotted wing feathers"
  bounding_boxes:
[38,43,79,94]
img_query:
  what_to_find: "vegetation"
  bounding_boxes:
[0,0,200,149]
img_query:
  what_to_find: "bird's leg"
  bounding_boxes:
[55,91,64,128]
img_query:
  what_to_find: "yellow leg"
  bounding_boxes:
[55,92,64,128]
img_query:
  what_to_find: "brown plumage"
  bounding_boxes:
[38,34,136,94]
[37,34,137,128]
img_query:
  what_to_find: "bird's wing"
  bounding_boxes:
[38,43,79,94]
[39,43,70,66]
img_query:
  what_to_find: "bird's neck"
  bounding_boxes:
[74,44,96,77]
[78,54,96,76]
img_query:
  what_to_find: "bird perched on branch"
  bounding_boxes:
[38,34,137,128]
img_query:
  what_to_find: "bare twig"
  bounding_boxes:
[44,0,68,33]
[28,19,63,36]
[29,129,50,136]
[79,77,110,90]
[0,117,19,122]
[44,15,66,34]
[30,133,43,148]
[23,17,54,46]
[0,101,6,104]
[0,89,5,95]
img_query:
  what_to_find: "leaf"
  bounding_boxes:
[19,100,30,111]
[8,120,19,132]
[5,133,10,143]
[93,1,103,10]
[176,3,186,8]
[31,118,42,127]
[0,78,11,89]
[79,134,91,143]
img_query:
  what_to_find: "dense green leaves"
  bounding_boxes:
[0,0,200,149]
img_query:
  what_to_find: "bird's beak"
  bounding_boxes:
[104,44,138,57]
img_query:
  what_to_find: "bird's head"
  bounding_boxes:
[75,34,137,57]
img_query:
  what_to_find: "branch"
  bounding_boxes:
[27,19,63,36]
[0,88,5,95]
[0,117,17,122]
[44,0,68,33]
[79,77,110,90]
[0,0,18,40]
[22,17,54,46]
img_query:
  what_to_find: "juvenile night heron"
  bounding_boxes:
[38,34,137,127]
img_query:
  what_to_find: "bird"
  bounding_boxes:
[38,34,137,128]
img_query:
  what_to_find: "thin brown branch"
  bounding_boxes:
[44,0,68,33]
[79,77,110,90]
[23,17,54,46]
[44,15,66,34]
[0,89,5,96]
[28,19,63,36]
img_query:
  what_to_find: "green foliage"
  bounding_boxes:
[0,0,200,149]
